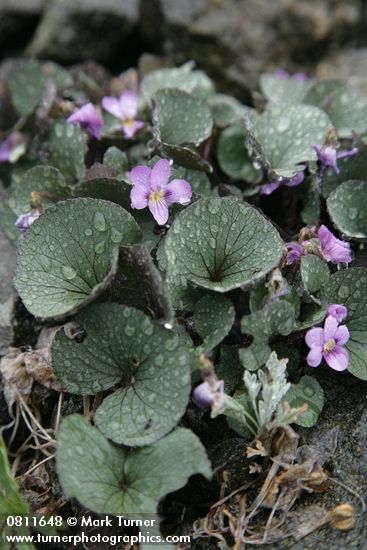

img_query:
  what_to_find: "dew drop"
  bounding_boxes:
[62,265,77,280]
[93,211,106,232]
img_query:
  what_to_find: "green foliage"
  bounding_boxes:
[53,304,190,445]
[260,73,310,106]
[321,151,367,198]
[164,197,283,293]
[217,121,262,182]
[327,180,367,240]
[103,146,129,178]
[208,94,248,128]
[240,300,296,371]
[300,255,330,295]
[57,415,212,513]
[305,79,367,138]
[9,165,70,216]
[49,121,87,182]
[322,268,367,380]
[284,375,324,427]
[245,105,331,178]
[140,61,214,103]
[193,294,235,352]
[15,198,141,318]
[8,61,46,117]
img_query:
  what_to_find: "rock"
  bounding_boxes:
[153,0,361,98]
[26,0,139,66]
[0,229,17,356]
[0,0,45,57]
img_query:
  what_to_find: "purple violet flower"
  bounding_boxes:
[0,132,26,163]
[318,225,352,264]
[130,158,192,225]
[192,375,225,410]
[15,210,40,233]
[327,304,348,324]
[261,171,304,195]
[312,144,358,176]
[274,69,307,82]
[102,90,144,138]
[305,315,350,371]
[286,242,305,265]
[67,103,103,140]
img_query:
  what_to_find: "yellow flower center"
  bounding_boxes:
[150,190,165,203]
[123,118,135,128]
[323,338,336,354]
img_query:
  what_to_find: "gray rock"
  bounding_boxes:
[0,229,17,355]
[154,0,362,98]
[26,0,139,65]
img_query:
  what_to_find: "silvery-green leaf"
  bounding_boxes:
[15,198,141,319]
[164,197,283,293]
[49,121,87,182]
[260,73,310,106]
[155,142,212,173]
[140,62,214,103]
[301,255,330,295]
[293,302,327,331]
[153,88,213,147]
[53,303,190,446]
[9,166,70,216]
[304,79,367,138]
[0,190,19,242]
[42,61,73,88]
[171,165,212,196]
[57,415,211,515]
[8,61,45,117]
[322,268,367,380]
[245,105,330,178]
[216,345,244,392]
[73,177,131,210]
[208,94,249,128]
[284,375,324,427]
[327,180,367,241]
[193,294,235,352]
[103,146,129,178]
[321,152,367,198]
[240,300,296,371]
[217,122,262,183]
[111,244,174,324]
[299,176,321,224]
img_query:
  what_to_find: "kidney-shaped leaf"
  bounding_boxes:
[49,121,87,182]
[284,375,324,427]
[304,79,367,138]
[153,88,213,147]
[15,198,141,319]
[327,180,367,241]
[140,62,214,104]
[322,268,367,380]
[245,105,330,178]
[164,197,283,293]
[300,255,330,295]
[8,61,46,117]
[9,165,70,216]
[193,294,235,352]
[57,415,211,515]
[260,73,310,106]
[52,303,190,446]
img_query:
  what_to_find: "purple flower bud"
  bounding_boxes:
[67,103,103,140]
[260,171,304,195]
[0,132,26,163]
[15,211,40,233]
[274,69,307,81]
[285,242,304,265]
[305,315,350,371]
[327,304,348,324]
[312,144,358,176]
[192,375,225,411]
[318,225,352,264]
